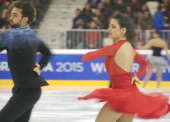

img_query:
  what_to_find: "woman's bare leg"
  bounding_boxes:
[95,103,123,122]
[142,66,154,88]
[156,67,162,90]
[116,114,134,122]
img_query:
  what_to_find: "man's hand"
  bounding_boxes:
[33,63,41,76]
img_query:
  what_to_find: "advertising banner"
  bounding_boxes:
[0,51,170,81]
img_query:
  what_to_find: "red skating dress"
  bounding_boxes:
[78,40,170,119]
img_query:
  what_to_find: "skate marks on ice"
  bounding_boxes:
[0,91,170,122]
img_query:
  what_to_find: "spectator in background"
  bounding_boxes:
[91,9,106,29]
[103,0,113,17]
[130,0,141,11]
[0,0,5,18]
[74,25,86,49]
[154,6,170,30]
[159,4,169,23]
[126,5,135,19]
[67,25,86,49]
[2,12,11,29]
[136,24,143,30]
[138,11,153,30]
[140,4,150,14]
[3,0,10,8]
[136,24,145,46]
[88,21,98,29]
[82,3,93,23]
[113,0,126,13]
[92,16,103,29]
[97,2,105,13]
[0,0,50,29]
[86,21,101,49]
[161,0,170,11]
[1,3,12,19]
[87,0,101,8]
[134,10,142,26]
[33,0,42,20]
[72,17,87,29]
[72,9,83,28]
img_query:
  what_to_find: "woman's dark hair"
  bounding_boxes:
[13,1,35,24]
[112,13,136,43]
[154,30,162,36]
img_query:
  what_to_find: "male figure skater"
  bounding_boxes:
[0,1,51,122]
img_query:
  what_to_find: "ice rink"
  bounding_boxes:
[0,86,170,122]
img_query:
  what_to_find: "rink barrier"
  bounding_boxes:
[0,49,170,87]
[0,29,170,49]
[1,80,170,88]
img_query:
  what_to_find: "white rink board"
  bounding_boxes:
[0,49,170,55]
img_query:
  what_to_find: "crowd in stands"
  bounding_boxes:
[68,0,170,49]
[0,0,50,29]
[72,0,170,30]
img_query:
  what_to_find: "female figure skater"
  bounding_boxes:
[136,30,170,92]
[78,13,170,122]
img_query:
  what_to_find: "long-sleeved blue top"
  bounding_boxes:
[0,26,51,88]
[153,12,166,30]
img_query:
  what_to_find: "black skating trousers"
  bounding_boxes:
[0,87,41,122]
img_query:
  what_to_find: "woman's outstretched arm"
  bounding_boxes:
[136,40,153,49]
[82,45,115,61]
